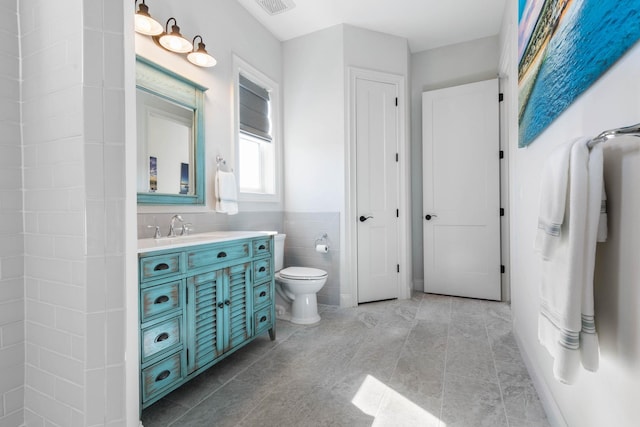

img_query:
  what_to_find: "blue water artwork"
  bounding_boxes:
[518,0,640,147]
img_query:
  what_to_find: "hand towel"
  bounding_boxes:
[215,170,239,215]
[536,137,605,384]
[534,140,574,259]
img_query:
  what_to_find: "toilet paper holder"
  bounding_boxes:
[314,233,329,253]
[314,233,328,246]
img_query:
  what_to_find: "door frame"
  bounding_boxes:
[344,67,412,307]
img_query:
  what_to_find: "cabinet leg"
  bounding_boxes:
[268,327,276,341]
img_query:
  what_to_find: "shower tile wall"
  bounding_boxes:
[0,2,23,426]
[283,212,340,305]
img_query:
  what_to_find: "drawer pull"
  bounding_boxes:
[224,299,231,306]
[259,291,267,297]
[154,295,170,304]
[155,332,170,343]
[258,244,266,250]
[154,263,170,271]
[155,370,171,382]
[217,302,224,309]
[258,266,266,272]
[217,251,227,258]
[260,316,267,323]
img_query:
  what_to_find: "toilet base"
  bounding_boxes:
[290,293,321,325]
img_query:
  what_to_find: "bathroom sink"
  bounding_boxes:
[138,230,275,253]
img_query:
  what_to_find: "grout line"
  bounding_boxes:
[487,306,511,427]
[437,296,452,427]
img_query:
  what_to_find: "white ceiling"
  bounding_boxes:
[237,0,507,53]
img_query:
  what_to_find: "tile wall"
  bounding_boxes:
[0,2,24,426]
[283,212,340,305]
[18,0,128,426]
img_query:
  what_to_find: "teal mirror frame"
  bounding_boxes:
[136,55,208,205]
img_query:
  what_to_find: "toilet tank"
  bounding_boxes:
[273,234,286,271]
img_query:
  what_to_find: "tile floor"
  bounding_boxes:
[141,293,550,427]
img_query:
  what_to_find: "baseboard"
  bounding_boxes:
[513,319,567,427]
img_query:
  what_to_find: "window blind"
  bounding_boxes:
[239,74,272,142]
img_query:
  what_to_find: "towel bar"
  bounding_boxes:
[587,123,640,148]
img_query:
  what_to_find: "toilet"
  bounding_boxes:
[273,234,328,325]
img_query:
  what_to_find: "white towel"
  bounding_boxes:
[215,170,239,215]
[534,139,574,259]
[536,137,605,384]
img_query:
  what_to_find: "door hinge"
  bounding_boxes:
[186,349,190,365]
[396,153,399,162]
[501,265,506,274]
[500,208,505,216]
[186,285,189,304]
[499,150,504,159]
[395,97,398,106]
[499,93,504,102]
[396,209,399,218]
[397,264,400,273]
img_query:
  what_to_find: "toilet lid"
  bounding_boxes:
[279,267,328,280]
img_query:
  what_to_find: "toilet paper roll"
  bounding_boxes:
[315,244,329,253]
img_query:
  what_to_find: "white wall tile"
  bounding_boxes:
[85,313,105,369]
[37,280,84,311]
[38,348,84,386]
[25,366,55,398]
[55,378,84,411]
[0,320,24,347]
[26,322,72,357]
[25,300,55,327]
[105,310,124,365]
[55,307,84,336]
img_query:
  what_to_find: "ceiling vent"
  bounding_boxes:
[255,0,296,15]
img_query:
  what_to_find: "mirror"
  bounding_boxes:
[136,56,208,205]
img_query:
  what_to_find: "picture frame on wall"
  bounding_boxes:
[518,0,640,147]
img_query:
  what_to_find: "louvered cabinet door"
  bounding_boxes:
[187,270,223,373]
[225,262,252,351]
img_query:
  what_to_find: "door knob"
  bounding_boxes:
[425,214,438,220]
[359,215,373,222]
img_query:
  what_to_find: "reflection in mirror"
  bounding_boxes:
[136,90,194,195]
[136,55,208,205]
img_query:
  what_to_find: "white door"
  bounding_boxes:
[356,78,399,303]
[422,79,501,301]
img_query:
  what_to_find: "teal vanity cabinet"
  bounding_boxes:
[138,234,275,409]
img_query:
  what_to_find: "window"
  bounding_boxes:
[234,57,280,202]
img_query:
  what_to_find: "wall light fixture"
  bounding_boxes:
[135,2,217,68]
[134,0,163,35]
[187,36,217,68]
[157,18,193,53]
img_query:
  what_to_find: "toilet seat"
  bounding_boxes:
[279,267,328,280]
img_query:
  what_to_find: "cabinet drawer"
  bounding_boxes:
[141,280,182,322]
[253,259,271,282]
[253,282,271,309]
[253,238,271,256]
[140,253,182,282]
[142,317,182,361]
[187,243,250,271]
[141,351,183,403]
[254,306,272,334]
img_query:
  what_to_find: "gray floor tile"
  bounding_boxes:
[441,375,508,427]
[496,360,549,424]
[142,293,549,427]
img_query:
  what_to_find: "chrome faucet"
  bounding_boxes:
[168,215,184,237]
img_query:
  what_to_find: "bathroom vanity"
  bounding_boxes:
[137,232,275,409]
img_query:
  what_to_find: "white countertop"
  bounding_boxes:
[138,231,276,253]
